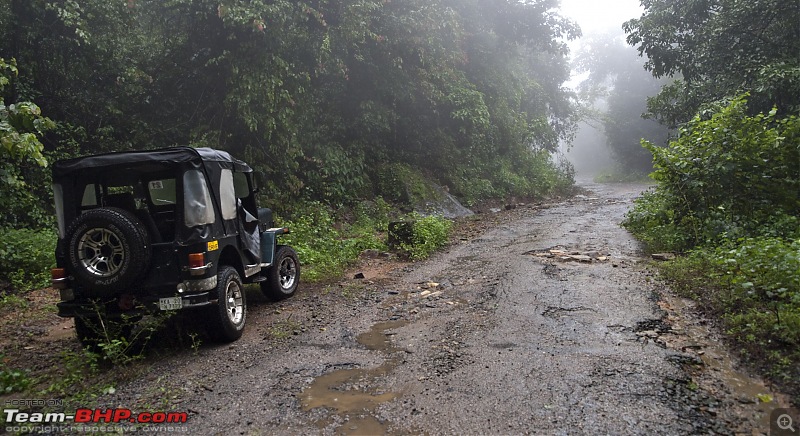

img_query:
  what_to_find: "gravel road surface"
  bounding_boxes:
[99,182,791,435]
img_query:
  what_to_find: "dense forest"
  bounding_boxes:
[0,0,579,231]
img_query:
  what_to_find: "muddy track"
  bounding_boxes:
[95,182,792,435]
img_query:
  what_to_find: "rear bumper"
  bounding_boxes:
[56,291,217,318]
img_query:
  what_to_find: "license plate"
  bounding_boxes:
[159,297,183,311]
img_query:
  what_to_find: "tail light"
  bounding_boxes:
[188,252,211,276]
[188,253,205,269]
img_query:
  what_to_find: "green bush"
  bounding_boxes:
[623,188,694,252]
[659,237,800,380]
[627,95,800,393]
[626,95,800,248]
[710,237,800,356]
[0,363,32,394]
[0,227,57,292]
[658,239,800,382]
[400,213,453,260]
[281,201,388,282]
[711,238,800,306]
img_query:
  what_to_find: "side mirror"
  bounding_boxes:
[258,208,274,232]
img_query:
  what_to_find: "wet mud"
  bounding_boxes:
[94,181,793,435]
[301,321,407,435]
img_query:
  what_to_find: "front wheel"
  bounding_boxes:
[261,246,300,301]
[209,266,247,342]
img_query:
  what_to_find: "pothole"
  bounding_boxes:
[300,320,407,435]
[633,318,671,334]
[542,306,596,318]
[524,246,611,263]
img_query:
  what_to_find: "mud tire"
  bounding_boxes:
[261,245,300,301]
[209,266,247,342]
[65,208,151,293]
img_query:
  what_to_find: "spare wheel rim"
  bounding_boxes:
[78,227,125,277]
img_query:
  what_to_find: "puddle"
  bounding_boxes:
[661,296,788,431]
[301,320,407,434]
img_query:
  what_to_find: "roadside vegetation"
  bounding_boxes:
[624,97,799,396]
[620,0,799,398]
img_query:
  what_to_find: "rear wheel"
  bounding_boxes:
[261,245,300,301]
[209,266,246,342]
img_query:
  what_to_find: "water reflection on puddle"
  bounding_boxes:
[301,320,408,435]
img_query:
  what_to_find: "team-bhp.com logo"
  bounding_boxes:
[5,407,188,424]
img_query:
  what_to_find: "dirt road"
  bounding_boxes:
[100,182,789,434]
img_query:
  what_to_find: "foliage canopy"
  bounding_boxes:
[0,0,579,222]
[624,0,800,127]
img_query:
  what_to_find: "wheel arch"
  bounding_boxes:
[216,245,245,279]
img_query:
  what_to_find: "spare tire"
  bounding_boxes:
[65,207,151,293]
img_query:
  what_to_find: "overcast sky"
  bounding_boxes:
[558,0,643,35]
[557,0,644,88]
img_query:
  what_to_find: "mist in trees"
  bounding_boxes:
[563,121,612,178]
[624,0,800,127]
[566,29,671,178]
[0,0,581,227]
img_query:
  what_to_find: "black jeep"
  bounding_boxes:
[50,147,299,344]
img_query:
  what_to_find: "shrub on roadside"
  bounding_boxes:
[400,213,453,260]
[624,95,799,248]
[625,95,800,395]
[710,238,800,354]
[0,227,57,293]
[0,362,32,393]
[280,200,389,282]
[658,239,800,385]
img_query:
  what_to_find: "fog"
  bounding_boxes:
[558,0,651,179]
[565,122,614,178]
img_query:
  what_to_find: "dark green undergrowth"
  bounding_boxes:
[279,199,452,282]
[658,243,800,400]
[0,227,56,293]
[279,199,391,282]
[623,95,800,401]
[398,213,453,260]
